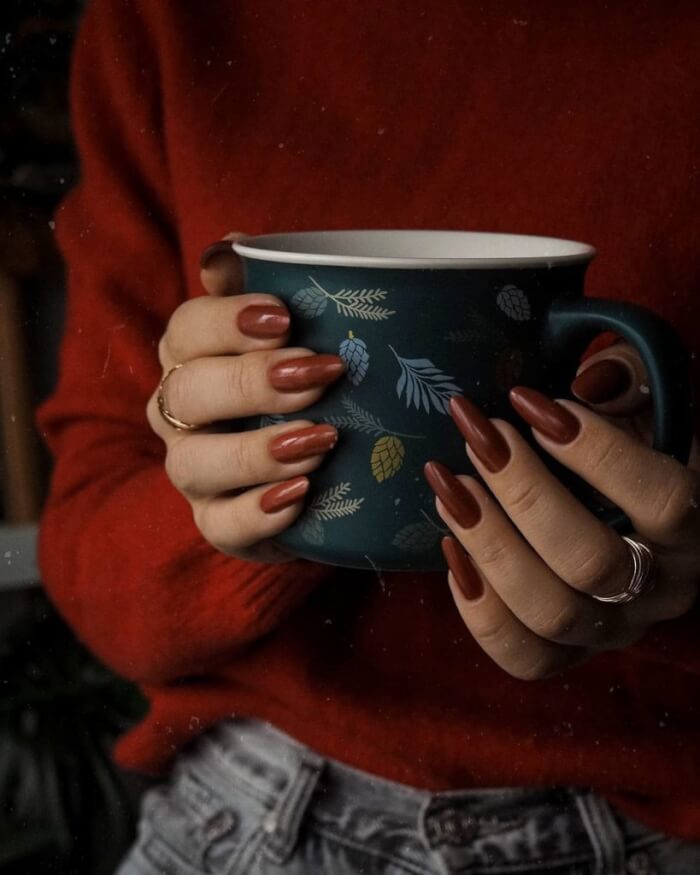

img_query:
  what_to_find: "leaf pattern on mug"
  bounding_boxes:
[298,515,325,546]
[291,286,329,319]
[371,435,405,482]
[496,284,531,321]
[392,511,448,552]
[306,482,364,521]
[389,346,462,415]
[339,331,369,386]
[290,276,396,321]
[326,396,424,440]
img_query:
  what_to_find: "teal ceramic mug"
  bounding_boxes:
[233,230,693,571]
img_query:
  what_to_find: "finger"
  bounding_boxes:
[159,292,291,369]
[509,388,699,547]
[448,398,635,600]
[164,421,338,498]
[441,537,588,680]
[194,475,311,554]
[426,464,635,649]
[200,231,246,296]
[570,343,650,417]
[159,349,345,428]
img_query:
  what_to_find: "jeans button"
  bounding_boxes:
[426,806,478,847]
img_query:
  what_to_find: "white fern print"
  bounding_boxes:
[306,482,365,521]
[326,396,424,440]
[292,276,396,321]
[389,346,462,415]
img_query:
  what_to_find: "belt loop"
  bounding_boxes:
[575,791,626,875]
[261,752,324,865]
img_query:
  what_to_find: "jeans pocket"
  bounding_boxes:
[136,769,264,875]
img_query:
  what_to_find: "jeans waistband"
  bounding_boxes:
[194,718,633,874]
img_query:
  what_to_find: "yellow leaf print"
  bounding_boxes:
[371,435,405,482]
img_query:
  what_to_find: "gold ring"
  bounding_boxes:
[157,364,208,431]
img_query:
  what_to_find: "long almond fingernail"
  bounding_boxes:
[571,359,632,404]
[509,386,581,444]
[423,461,481,529]
[269,425,338,462]
[441,537,484,600]
[237,305,290,338]
[268,355,346,392]
[260,476,309,513]
[449,396,511,473]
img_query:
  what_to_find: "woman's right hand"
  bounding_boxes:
[146,233,345,564]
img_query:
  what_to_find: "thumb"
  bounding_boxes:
[199,230,248,296]
[570,342,652,418]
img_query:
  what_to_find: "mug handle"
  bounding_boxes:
[544,297,694,532]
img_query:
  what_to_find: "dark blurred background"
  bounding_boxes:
[1,3,147,872]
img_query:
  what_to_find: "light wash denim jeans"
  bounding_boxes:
[116,717,700,874]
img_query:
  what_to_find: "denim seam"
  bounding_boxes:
[200,739,279,807]
[304,820,432,875]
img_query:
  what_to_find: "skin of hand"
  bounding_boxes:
[425,343,700,680]
[146,232,346,565]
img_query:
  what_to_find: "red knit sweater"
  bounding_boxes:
[37,0,700,840]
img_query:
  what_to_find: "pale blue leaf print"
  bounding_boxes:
[298,515,325,545]
[338,331,369,386]
[389,346,462,416]
[291,286,328,319]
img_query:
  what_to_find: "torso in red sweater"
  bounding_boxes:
[37,0,700,840]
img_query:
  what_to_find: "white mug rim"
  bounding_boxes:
[232,229,596,270]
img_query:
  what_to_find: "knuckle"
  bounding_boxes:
[650,474,698,536]
[191,499,210,537]
[584,433,625,474]
[164,300,196,360]
[157,335,171,368]
[145,392,163,434]
[503,479,544,518]
[228,435,253,480]
[225,358,252,405]
[564,533,626,595]
[475,539,511,572]
[530,603,579,642]
[512,652,564,682]
[471,614,511,651]
[165,439,197,492]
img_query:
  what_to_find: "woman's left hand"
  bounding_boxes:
[424,343,700,680]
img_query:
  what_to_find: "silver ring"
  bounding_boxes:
[592,536,656,604]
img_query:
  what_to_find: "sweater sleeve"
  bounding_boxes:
[36,0,333,685]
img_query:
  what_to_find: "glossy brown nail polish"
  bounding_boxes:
[449,396,511,473]
[260,476,309,513]
[268,355,346,392]
[571,359,632,404]
[200,240,237,270]
[441,537,484,600]
[237,305,290,339]
[269,424,338,462]
[423,461,481,529]
[509,387,581,444]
